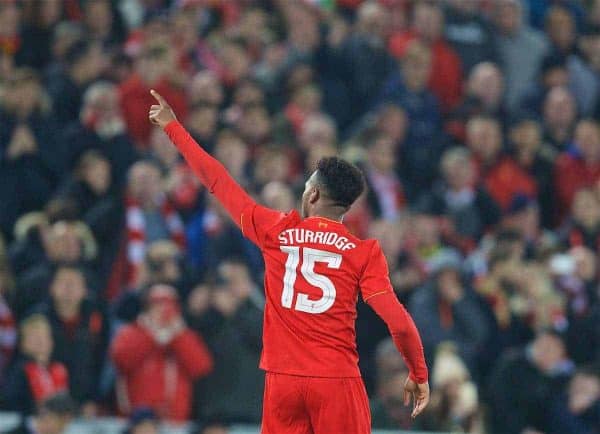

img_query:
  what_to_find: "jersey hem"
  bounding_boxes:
[260,367,362,379]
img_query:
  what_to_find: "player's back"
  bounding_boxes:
[257,210,388,378]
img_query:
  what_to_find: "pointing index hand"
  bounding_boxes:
[148,89,177,128]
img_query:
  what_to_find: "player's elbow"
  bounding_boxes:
[388,322,411,340]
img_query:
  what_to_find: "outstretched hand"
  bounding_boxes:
[149,89,177,128]
[404,377,430,418]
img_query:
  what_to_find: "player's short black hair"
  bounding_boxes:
[315,157,365,209]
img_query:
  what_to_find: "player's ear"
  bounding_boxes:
[309,186,320,204]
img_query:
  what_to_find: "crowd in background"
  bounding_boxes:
[1,0,600,433]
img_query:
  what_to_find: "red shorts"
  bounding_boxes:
[261,372,371,434]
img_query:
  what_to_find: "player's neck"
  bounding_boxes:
[309,208,344,223]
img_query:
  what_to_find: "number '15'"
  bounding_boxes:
[280,246,342,314]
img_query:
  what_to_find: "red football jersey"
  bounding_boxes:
[164,120,427,382]
[241,204,393,378]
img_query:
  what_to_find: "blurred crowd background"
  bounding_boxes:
[1,0,600,433]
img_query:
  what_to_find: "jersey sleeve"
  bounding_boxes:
[164,120,255,230]
[367,292,429,383]
[359,240,394,301]
[240,203,287,247]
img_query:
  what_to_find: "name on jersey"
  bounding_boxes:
[278,229,356,251]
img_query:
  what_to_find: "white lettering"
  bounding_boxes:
[335,237,348,249]
[277,229,356,250]
[325,233,337,245]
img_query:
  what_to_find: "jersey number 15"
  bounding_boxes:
[280,246,342,314]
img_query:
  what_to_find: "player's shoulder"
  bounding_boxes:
[354,237,382,254]
[264,208,302,235]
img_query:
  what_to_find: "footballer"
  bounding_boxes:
[149,90,429,434]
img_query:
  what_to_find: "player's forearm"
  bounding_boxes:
[163,120,254,227]
[367,292,428,383]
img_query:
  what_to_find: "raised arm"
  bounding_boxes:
[149,90,255,228]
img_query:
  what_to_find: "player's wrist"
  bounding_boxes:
[409,372,428,384]
[163,119,179,132]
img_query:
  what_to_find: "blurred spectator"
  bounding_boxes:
[527,0,585,31]
[443,0,498,73]
[379,40,445,198]
[501,195,556,257]
[45,40,106,126]
[549,365,600,434]
[122,161,185,289]
[46,22,84,79]
[6,392,76,434]
[409,255,491,374]
[551,246,600,364]
[488,330,575,434]
[185,193,261,281]
[362,134,406,221]
[569,25,600,117]
[61,81,138,187]
[555,120,600,223]
[15,0,65,70]
[12,218,98,319]
[35,265,109,410]
[389,0,463,112]
[478,241,567,350]
[542,86,578,151]
[273,83,322,146]
[260,181,295,213]
[297,113,337,162]
[545,5,578,56]
[113,238,190,324]
[122,407,159,434]
[189,260,264,423]
[234,104,272,149]
[214,129,252,187]
[371,218,424,299]
[335,1,395,126]
[448,61,507,141]
[119,42,188,147]
[466,115,537,211]
[415,344,483,433]
[185,103,219,155]
[3,315,69,416]
[418,147,501,248]
[141,240,182,287]
[83,0,125,48]
[111,284,212,421]
[519,52,569,116]
[509,116,557,228]
[188,71,224,109]
[493,0,549,109]
[0,68,61,240]
[55,150,123,286]
[225,79,266,127]
[552,246,598,317]
[370,338,414,430]
[561,188,600,251]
